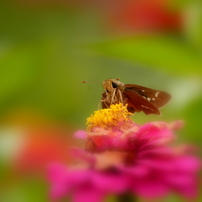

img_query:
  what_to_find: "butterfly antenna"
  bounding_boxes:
[81,81,101,83]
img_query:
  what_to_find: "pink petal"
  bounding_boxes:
[48,164,70,198]
[118,164,149,177]
[132,177,168,197]
[70,148,95,165]
[92,171,129,193]
[74,130,87,139]
[73,186,105,202]
[138,146,173,158]
[138,124,172,143]
[48,163,92,199]
[173,156,201,173]
[169,120,184,130]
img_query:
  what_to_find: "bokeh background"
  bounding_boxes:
[0,0,201,201]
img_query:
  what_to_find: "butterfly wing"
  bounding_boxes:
[124,84,171,108]
[123,90,161,115]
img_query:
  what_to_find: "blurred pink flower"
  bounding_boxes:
[103,0,183,34]
[48,104,201,201]
[15,126,74,174]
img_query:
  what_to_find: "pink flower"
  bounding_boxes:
[102,0,183,34]
[48,104,201,201]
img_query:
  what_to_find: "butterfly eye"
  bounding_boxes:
[112,82,118,88]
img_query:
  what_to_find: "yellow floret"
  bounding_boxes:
[86,103,132,131]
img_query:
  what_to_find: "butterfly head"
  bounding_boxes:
[102,79,124,93]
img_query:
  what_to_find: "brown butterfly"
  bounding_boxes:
[101,78,171,115]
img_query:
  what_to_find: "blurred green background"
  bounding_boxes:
[0,0,201,201]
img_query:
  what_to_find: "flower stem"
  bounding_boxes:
[117,192,136,202]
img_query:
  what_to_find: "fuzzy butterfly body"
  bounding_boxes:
[101,79,171,115]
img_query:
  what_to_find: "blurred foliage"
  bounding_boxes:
[0,0,201,201]
[90,36,202,75]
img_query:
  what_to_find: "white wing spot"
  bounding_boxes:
[152,98,155,101]
[141,105,154,111]
[147,97,151,101]
[155,92,160,97]
[143,96,146,99]
[142,90,145,92]
[141,105,149,109]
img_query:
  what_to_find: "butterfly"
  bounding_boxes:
[101,78,171,115]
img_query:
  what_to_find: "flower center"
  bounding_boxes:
[86,103,133,131]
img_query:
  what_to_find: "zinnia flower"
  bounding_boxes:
[49,103,200,202]
[103,0,183,34]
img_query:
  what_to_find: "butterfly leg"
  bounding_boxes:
[98,100,101,109]
[100,99,109,109]
[110,89,116,105]
[117,89,124,105]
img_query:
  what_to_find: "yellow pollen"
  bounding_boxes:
[86,103,132,131]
